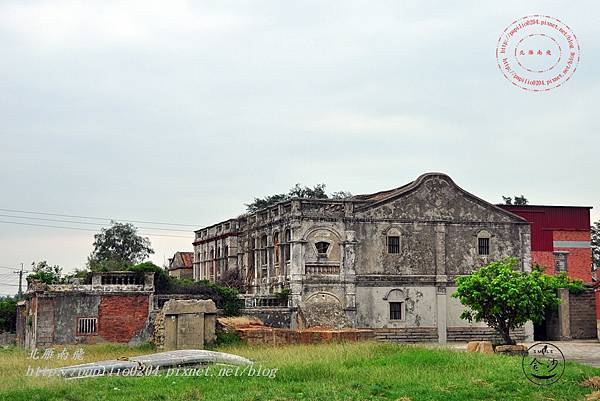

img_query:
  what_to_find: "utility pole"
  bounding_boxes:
[14,263,29,297]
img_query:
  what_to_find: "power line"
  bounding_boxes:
[0,220,191,238]
[0,208,199,227]
[0,213,192,232]
[0,282,19,287]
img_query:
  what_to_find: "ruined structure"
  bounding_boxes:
[17,271,155,347]
[193,172,534,342]
[167,251,194,279]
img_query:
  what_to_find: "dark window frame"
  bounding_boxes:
[387,236,400,254]
[389,302,403,320]
[315,241,330,256]
[478,237,490,256]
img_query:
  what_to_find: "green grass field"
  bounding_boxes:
[0,341,598,401]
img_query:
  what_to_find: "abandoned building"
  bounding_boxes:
[192,172,536,342]
[167,251,194,279]
[17,271,155,348]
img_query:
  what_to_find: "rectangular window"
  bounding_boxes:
[478,238,490,255]
[77,317,97,335]
[389,302,403,320]
[554,253,568,272]
[387,236,400,254]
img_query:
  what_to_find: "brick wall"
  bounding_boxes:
[569,289,597,339]
[531,230,593,283]
[553,230,592,282]
[98,295,149,343]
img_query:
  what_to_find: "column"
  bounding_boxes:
[435,223,447,343]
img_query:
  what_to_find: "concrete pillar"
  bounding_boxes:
[342,230,358,327]
[289,228,305,329]
[436,287,447,343]
[434,224,447,343]
[557,288,571,340]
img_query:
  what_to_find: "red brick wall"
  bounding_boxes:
[532,251,555,273]
[553,231,592,282]
[531,231,592,283]
[98,295,149,343]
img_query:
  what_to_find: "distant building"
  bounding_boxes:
[17,272,155,348]
[168,252,194,279]
[500,204,598,341]
[499,205,593,283]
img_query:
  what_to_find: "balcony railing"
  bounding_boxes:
[305,264,340,275]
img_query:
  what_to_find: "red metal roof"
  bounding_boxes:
[499,205,591,251]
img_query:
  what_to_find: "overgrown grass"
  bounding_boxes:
[0,341,598,401]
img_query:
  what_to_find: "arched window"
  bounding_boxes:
[477,230,491,256]
[386,227,401,254]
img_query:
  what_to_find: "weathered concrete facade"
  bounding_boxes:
[18,272,155,348]
[193,173,533,342]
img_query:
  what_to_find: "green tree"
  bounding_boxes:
[502,195,528,205]
[245,184,351,212]
[0,297,17,332]
[26,261,64,284]
[88,222,154,271]
[452,258,580,345]
[592,220,599,269]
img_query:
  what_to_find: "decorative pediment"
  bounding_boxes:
[355,173,527,224]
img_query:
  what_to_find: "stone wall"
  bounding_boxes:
[569,289,597,339]
[242,307,291,328]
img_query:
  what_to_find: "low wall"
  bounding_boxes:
[242,307,291,329]
[569,289,597,339]
[236,327,374,346]
[372,327,438,342]
[447,327,525,342]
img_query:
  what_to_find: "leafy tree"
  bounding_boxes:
[246,184,352,212]
[26,261,64,284]
[452,258,581,345]
[0,297,17,332]
[88,222,154,271]
[592,220,600,270]
[502,195,528,205]
[514,195,528,205]
[331,191,353,199]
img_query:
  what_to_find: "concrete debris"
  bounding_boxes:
[49,349,253,378]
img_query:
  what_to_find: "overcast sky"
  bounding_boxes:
[0,1,598,295]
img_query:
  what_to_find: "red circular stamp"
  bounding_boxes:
[496,15,580,92]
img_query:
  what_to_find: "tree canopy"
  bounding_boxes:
[502,195,529,205]
[26,261,64,284]
[453,258,584,345]
[245,184,352,212]
[88,222,154,271]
